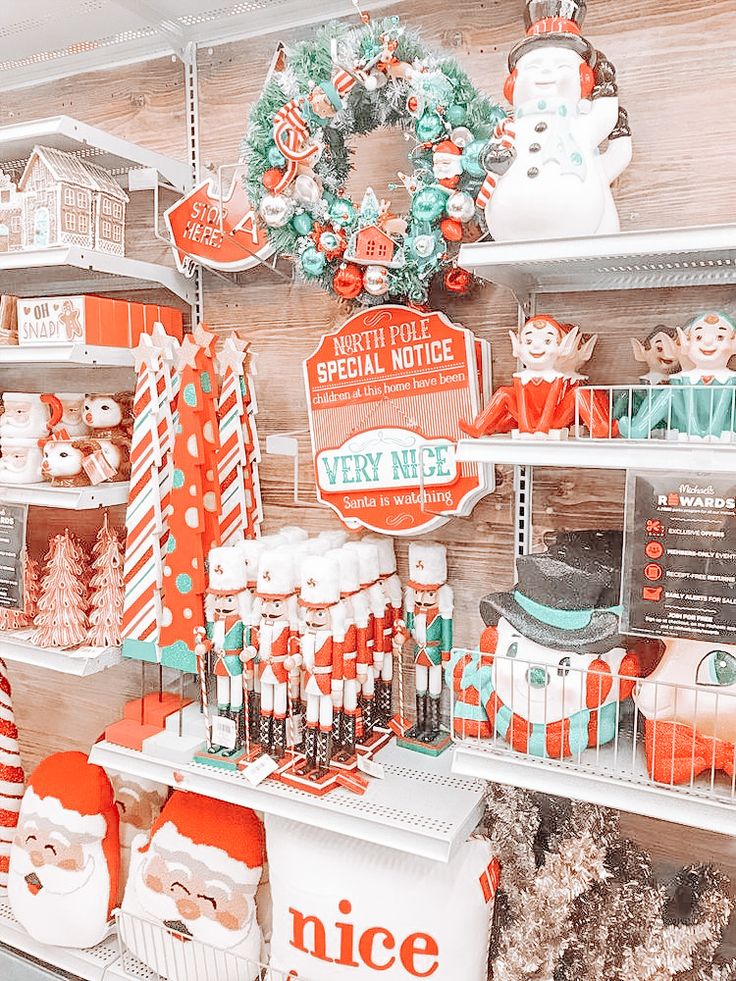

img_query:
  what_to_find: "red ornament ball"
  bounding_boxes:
[262,168,283,191]
[444,267,471,294]
[333,263,364,299]
[440,218,463,242]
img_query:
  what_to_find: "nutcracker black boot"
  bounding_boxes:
[338,710,357,760]
[407,693,427,739]
[296,724,318,776]
[259,714,272,756]
[332,709,343,750]
[315,729,333,778]
[376,679,393,727]
[424,696,441,742]
[361,695,375,741]
[272,716,287,760]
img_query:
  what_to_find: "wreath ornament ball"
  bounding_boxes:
[244,16,505,305]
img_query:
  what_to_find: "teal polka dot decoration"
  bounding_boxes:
[176,573,193,594]
[200,371,212,394]
[166,535,176,553]
[173,468,185,489]
[183,382,197,407]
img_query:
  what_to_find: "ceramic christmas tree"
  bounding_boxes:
[0,552,40,631]
[87,514,125,648]
[33,531,89,649]
[477,0,632,241]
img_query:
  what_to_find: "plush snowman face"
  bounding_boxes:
[492,617,619,725]
[514,46,585,106]
[84,396,123,430]
[634,638,736,743]
[41,442,85,480]
[513,319,564,373]
[681,315,736,371]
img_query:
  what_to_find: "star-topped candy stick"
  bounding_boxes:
[159,326,223,672]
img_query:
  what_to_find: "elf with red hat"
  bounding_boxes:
[8,752,119,949]
[477,0,632,242]
[121,791,264,981]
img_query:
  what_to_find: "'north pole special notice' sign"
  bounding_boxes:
[304,305,488,535]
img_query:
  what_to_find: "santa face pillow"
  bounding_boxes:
[121,791,264,981]
[109,773,169,889]
[267,815,497,981]
[8,751,119,948]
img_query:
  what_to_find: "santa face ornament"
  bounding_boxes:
[0,440,44,483]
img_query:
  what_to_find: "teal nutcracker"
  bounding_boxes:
[396,541,453,752]
[204,546,248,752]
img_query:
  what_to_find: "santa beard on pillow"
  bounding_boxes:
[9,822,112,948]
[121,831,262,981]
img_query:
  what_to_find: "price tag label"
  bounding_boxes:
[243,753,279,786]
[357,755,385,779]
[211,714,237,750]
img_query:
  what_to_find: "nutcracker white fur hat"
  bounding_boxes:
[207,546,248,595]
[256,547,297,600]
[407,541,447,590]
[363,535,397,576]
[299,554,341,609]
[330,547,361,597]
[317,529,349,549]
[345,540,380,586]
[278,525,309,545]
[237,538,267,586]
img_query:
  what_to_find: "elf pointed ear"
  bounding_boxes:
[558,325,580,359]
[509,329,521,359]
[631,338,648,363]
[675,326,689,352]
[578,334,598,364]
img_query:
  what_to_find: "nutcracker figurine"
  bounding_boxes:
[459,316,611,439]
[237,538,267,744]
[250,548,300,759]
[396,542,453,754]
[329,547,366,763]
[203,546,248,756]
[618,312,736,441]
[296,554,345,778]
[345,541,389,742]
[364,535,402,727]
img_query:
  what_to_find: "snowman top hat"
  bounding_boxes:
[480,529,624,654]
[509,0,595,71]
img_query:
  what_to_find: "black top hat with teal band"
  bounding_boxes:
[480,530,625,655]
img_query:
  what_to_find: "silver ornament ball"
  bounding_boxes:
[259,193,295,228]
[446,190,476,223]
[363,265,390,296]
[450,126,474,148]
[293,174,321,208]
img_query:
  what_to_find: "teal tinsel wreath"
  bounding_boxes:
[243,15,505,305]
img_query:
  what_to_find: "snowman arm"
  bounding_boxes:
[579,96,620,146]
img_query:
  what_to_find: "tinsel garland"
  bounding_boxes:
[243,15,504,305]
[483,786,736,981]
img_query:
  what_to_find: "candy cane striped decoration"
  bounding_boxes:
[0,661,24,892]
[273,97,319,193]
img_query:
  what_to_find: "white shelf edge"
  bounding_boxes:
[0,247,193,304]
[0,631,122,675]
[0,115,190,192]
[0,344,134,367]
[455,437,736,472]
[0,481,129,509]
[452,743,736,838]
[89,741,485,863]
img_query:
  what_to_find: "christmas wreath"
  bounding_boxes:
[244,16,505,305]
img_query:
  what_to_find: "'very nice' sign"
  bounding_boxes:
[304,305,491,535]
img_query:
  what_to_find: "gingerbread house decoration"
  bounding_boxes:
[19,146,128,255]
[344,223,405,269]
[0,173,25,253]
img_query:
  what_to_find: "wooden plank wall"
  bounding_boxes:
[1,0,735,886]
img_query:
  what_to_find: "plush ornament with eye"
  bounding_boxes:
[40,438,102,487]
[449,530,642,758]
[634,637,736,784]
[121,791,264,981]
[83,392,134,442]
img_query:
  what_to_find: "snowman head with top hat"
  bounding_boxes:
[504,0,596,108]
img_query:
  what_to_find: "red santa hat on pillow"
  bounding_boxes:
[8,751,119,949]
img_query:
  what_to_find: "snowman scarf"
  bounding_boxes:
[476,98,588,210]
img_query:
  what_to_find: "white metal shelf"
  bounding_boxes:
[0,630,122,675]
[455,436,736,472]
[0,116,189,192]
[89,740,485,863]
[0,344,134,367]
[0,248,193,303]
[0,480,129,509]
[458,223,736,299]
[452,740,736,838]
[0,901,119,981]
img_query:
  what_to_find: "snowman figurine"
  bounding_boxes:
[478,0,632,241]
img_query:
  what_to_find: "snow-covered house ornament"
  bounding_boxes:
[0,172,25,253]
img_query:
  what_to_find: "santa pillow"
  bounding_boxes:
[8,751,119,948]
[267,815,498,980]
[121,791,264,981]
[108,773,169,888]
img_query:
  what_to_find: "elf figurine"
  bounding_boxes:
[204,546,247,756]
[618,312,736,441]
[460,315,611,439]
[345,542,389,742]
[365,535,403,727]
[613,325,681,427]
[297,554,345,778]
[477,0,632,241]
[396,542,453,749]
[249,549,300,759]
